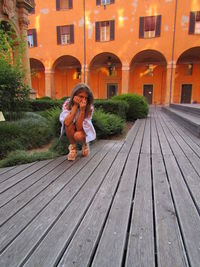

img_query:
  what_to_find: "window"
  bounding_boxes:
[56,0,73,10]
[139,15,161,38]
[96,0,114,6]
[189,11,200,34]
[27,29,37,47]
[57,25,74,45]
[95,20,115,42]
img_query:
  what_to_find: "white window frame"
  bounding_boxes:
[27,35,34,47]
[100,24,110,41]
[101,0,110,5]
[60,0,69,10]
[61,33,70,44]
[195,21,200,34]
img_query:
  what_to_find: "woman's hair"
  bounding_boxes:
[68,83,94,118]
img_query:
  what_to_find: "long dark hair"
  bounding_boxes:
[68,83,94,118]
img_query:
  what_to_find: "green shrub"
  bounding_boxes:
[92,109,125,138]
[112,93,149,121]
[0,113,53,159]
[94,99,129,119]
[39,107,61,137]
[0,150,58,167]
[37,96,52,101]
[50,136,69,155]
[28,99,63,111]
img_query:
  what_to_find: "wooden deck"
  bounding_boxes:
[0,107,199,267]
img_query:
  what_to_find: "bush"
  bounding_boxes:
[0,150,58,168]
[112,93,149,121]
[40,107,61,137]
[94,99,129,119]
[92,109,125,138]
[28,99,63,111]
[50,136,69,155]
[0,113,53,159]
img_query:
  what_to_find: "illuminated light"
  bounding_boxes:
[35,15,40,33]
[147,5,157,16]
[118,9,125,27]
[191,0,200,10]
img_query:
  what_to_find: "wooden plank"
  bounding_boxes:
[164,154,200,267]
[0,141,113,252]
[161,111,200,151]
[125,153,155,267]
[0,159,53,194]
[0,157,67,208]
[0,166,16,176]
[0,144,120,266]
[152,153,189,267]
[57,152,135,267]
[0,162,36,183]
[151,112,161,155]
[0,142,106,224]
[141,117,150,154]
[57,123,144,267]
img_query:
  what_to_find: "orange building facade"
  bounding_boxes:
[28,0,200,104]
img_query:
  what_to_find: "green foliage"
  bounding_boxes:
[92,109,125,138]
[0,22,30,116]
[0,150,58,168]
[40,107,61,137]
[94,99,129,119]
[50,136,69,155]
[0,113,53,159]
[112,93,149,121]
[28,99,63,111]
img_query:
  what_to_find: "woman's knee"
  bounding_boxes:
[74,131,85,143]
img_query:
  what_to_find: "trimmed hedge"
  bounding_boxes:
[112,93,149,121]
[94,99,129,119]
[27,99,63,111]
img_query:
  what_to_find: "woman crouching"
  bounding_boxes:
[60,83,96,161]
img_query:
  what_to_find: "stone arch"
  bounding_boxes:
[129,49,167,104]
[52,55,82,99]
[89,52,122,99]
[174,47,200,103]
[30,58,45,98]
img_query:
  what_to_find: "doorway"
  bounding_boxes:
[143,84,153,104]
[181,84,192,103]
[107,84,118,98]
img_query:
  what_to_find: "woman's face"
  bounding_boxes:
[76,90,88,102]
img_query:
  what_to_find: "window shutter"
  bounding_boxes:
[96,0,101,5]
[95,22,100,41]
[155,15,161,37]
[32,29,37,46]
[69,0,73,9]
[110,0,114,4]
[139,17,144,38]
[70,25,74,43]
[57,26,61,44]
[189,12,195,34]
[56,0,60,10]
[110,20,115,40]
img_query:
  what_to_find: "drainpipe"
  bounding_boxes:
[169,0,178,104]
[83,0,86,83]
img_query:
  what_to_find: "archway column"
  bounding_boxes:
[45,69,55,98]
[121,64,130,94]
[82,65,90,85]
[18,6,34,96]
[165,62,176,105]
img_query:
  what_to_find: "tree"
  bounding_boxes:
[0,22,30,117]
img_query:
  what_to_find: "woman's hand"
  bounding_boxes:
[80,99,87,111]
[73,96,81,106]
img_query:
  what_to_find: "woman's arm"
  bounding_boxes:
[75,99,87,131]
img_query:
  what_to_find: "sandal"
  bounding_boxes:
[82,143,90,157]
[67,144,77,161]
